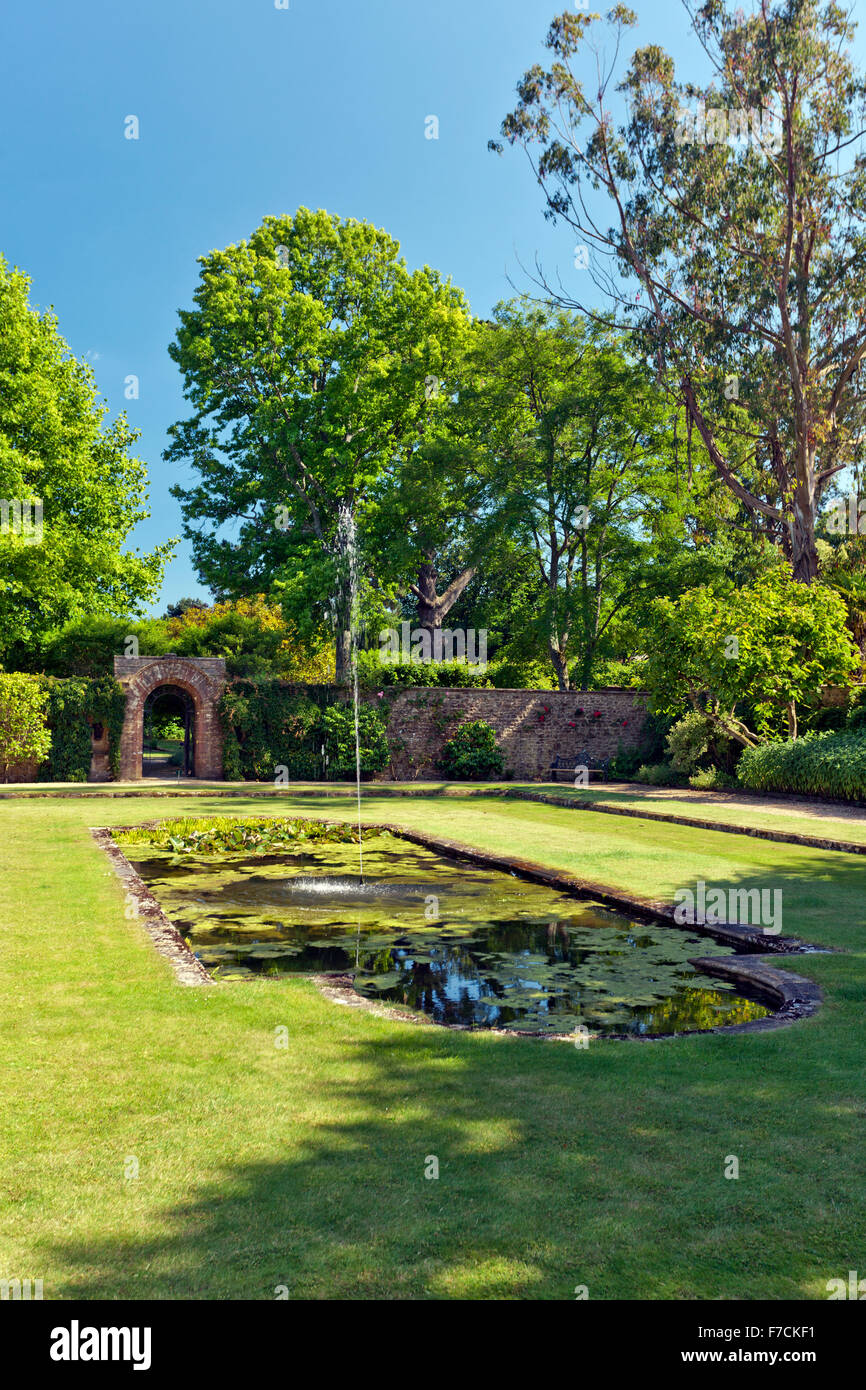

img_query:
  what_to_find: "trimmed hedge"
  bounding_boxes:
[737,730,866,802]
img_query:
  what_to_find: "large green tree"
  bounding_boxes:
[446,300,684,689]
[0,257,172,664]
[492,0,866,584]
[165,208,470,681]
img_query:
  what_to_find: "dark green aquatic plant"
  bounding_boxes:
[115,815,380,855]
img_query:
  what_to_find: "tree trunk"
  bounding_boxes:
[549,644,570,691]
[790,501,819,583]
[411,555,477,640]
[786,699,798,740]
[415,562,440,633]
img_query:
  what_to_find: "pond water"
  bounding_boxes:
[128,832,770,1036]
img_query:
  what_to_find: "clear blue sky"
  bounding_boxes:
[2,0,861,613]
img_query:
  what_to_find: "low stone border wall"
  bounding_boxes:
[91,828,213,987]
[493,788,866,857]
[39,780,866,857]
[368,823,823,1039]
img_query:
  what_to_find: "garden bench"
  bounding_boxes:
[548,755,608,783]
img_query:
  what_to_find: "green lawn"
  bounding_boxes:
[2,790,865,1300]
[8,775,866,848]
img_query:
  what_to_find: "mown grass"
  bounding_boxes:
[6,774,866,847]
[1,790,865,1300]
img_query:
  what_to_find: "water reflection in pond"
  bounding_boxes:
[128,833,769,1036]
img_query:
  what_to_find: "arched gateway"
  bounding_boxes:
[113,656,227,781]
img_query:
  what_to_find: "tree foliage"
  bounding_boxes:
[444,300,686,689]
[0,256,172,663]
[645,569,860,744]
[493,1,866,582]
[0,673,51,772]
[165,209,470,680]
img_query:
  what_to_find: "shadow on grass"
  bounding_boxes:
[43,925,866,1302]
[41,802,866,1298]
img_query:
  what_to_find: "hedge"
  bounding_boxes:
[737,730,866,802]
[0,673,126,782]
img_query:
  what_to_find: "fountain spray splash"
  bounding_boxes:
[337,504,364,886]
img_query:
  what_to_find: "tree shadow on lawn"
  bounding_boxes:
[47,811,866,1298]
[41,966,866,1301]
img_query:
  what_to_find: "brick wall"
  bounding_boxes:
[0,757,39,783]
[113,656,227,781]
[381,687,649,780]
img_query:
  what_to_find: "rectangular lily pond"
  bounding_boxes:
[116,816,770,1037]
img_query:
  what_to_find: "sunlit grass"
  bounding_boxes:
[0,791,864,1299]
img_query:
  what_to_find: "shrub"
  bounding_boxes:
[846,695,866,731]
[0,673,51,775]
[688,767,737,790]
[156,717,185,742]
[608,743,643,778]
[168,596,334,681]
[632,762,685,787]
[320,703,390,778]
[737,730,866,801]
[488,659,554,689]
[39,615,170,676]
[665,711,712,772]
[357,650,491,688]
[438,719,505,779]
[582,656,648,689]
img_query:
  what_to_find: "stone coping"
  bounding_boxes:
[91,828,213,987]
[91,816,824,1040]
[492,788,866,857]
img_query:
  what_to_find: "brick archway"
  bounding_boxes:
[113,656,227,781]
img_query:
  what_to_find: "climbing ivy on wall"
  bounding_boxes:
[37,676,126,782]
[218,680,390,781]
[219,682,329,781]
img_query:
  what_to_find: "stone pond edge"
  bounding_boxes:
[91,818,825,1040]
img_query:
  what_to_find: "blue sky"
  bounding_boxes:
[2,0,861,613]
